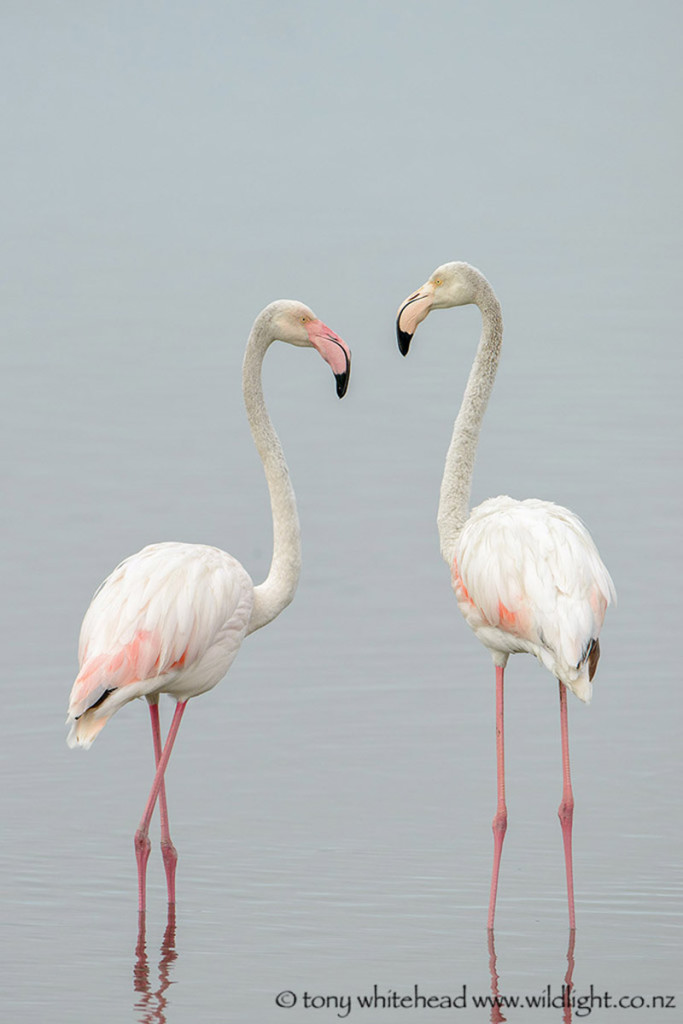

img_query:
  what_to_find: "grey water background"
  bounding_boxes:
[1,1,681,1021]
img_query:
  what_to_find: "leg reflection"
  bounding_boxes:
[563,929,576,1024]
[487,928,578,1024]
[134,905,178,1024]
[487,929,507,1024]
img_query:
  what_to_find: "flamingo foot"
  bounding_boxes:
[161,840,178,905]
[558,797,575,929]
[488,810,508,930]
[135,829,152,914]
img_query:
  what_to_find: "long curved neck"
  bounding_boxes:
[437,282,503,566]
[243,317,301,634]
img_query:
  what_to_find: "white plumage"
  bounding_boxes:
[396,261,615,929]
[65,299,351,913]
[453,496,615,702]
[68,543,254,747]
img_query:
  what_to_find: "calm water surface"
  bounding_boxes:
[3,279,680,1021]
[2,4,681,1022]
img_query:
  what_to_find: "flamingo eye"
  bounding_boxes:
[434,278,443,287]
[301,316,308,323]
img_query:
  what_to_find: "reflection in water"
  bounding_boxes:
[487,929,576,1023]
[487,929,506,1024]
[563,930,576,1024]
[133,906,178,1024]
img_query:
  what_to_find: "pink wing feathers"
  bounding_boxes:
[67,543,254,745]
[454,497,616,697]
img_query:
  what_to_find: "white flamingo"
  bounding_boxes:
[66,300,351,913]
[396,262,615,929]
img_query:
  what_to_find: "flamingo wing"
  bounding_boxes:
[456,497,616,694]
[68,542,254,728]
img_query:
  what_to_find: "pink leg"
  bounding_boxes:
[558,681,576,929]
[487,665,508,930]
[148,701,179,905]
[135,700,187,914]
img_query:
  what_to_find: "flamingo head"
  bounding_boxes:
[396,262,482,355]
[271,300,351,398]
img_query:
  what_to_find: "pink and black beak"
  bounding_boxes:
[396,285,434,355]
[306,320,351,398]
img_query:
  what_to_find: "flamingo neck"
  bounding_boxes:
[243,314,301,634]
[437,280,503,565]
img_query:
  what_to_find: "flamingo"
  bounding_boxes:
[66,300,351,913]
[396,262,615,929]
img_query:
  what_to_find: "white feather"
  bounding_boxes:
[454,496,615,700]
[66,543,254,746]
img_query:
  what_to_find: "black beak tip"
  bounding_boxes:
[396,325,413,356]
[335,365,350,399]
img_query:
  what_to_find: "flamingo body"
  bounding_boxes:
[67,543,254,748]
[396,261,615,928]
[453,496,615,702]
[65,299,351,912]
